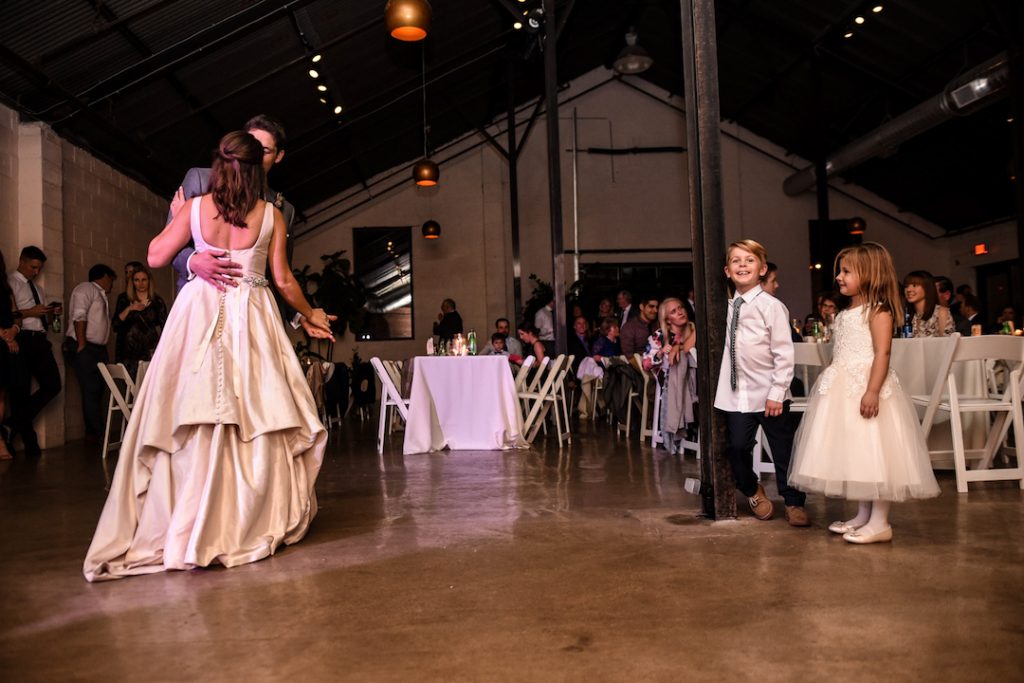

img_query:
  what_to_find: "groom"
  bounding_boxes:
[168,115,307,327]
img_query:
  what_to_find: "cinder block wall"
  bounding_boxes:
[60,141,169,441]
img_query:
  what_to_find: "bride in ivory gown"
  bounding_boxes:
[84,131,335,581]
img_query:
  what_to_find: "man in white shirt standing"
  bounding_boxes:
[713,239,809,527]
[8,246,62,456]
[66,264,116,444]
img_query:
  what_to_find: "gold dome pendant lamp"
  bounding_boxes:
[385,0,432,42]
[412,45,439,187]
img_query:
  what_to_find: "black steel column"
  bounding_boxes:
[680,0,733,519]
[543,0,567,355]
[507,56,524,317]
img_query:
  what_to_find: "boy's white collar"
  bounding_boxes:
[734,284,764,303]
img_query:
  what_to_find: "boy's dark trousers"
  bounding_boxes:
[722,401,806,507]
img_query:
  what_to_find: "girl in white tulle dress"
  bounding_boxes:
[790,242,939,544]
[83,131,335,581]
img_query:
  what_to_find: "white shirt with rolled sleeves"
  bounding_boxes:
[713,285,794,413]
[66,281,110,345]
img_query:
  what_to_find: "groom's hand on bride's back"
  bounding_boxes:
[192,250,243,291]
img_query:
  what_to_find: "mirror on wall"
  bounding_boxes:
[353,227,413,340]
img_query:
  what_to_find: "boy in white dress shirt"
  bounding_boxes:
[713,240,810,527]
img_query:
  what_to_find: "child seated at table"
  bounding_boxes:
[484,332,509,356]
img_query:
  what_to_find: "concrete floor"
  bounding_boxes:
[1,419,1021,682]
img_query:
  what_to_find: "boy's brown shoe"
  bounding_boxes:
[748,485,774,520]
[785,505,811,527]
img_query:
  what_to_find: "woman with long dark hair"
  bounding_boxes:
[84,131,334,581]
[903,270,953,337]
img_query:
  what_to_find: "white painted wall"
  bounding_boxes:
[294,68,999,363]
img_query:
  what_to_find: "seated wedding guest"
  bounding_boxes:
[954,284,973,315]
[762,262,780,296]
[935,276,965,330]
[482,317,523,356]
[616,290,637,327]
[904,270,953,337]
[112,264,168,377]
[567,316,591,369]
[594,297,614,329]
[591,317,622,360]
[641,297,697,453]
[621,295,658,356]
[514,321,547,365]
[803,291,838,336]
[432,298,463,343]
[482,332,509,356]
[568,316,599,417]
[993,305,1018,333]
[955,293,983,336]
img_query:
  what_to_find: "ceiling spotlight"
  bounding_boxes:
[385,0,432,42]
[524,7,544,33]
[421,220,441,239]
[854,16,865,24]
[613,28,654,75]
[513,21,523,30]
[317,84,327,92]
[308,69,319,78]
[872,5,883,12]
[334,105,343,115]
[844,31,854,38]
[319,97,327,104]
[311,54,322,63]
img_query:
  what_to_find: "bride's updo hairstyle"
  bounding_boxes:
[210,131,265,228]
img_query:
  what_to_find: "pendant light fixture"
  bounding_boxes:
[421,219,441,239]
[385,0,431,42]
[613,28,654,75]
[847,216,867,236]
[413,45,440,187]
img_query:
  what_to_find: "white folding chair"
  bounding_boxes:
[549,355,573,445]
[919,336,1024,493]
[370,357,411,454]
[520,356,550,415]
[513,355,536,393]
[635,354,655,444]
[520,355,566,443]
[97,363,138,456]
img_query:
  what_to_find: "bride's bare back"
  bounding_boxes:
[195,195,267,251]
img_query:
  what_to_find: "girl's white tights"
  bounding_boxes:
[846,500,891,534]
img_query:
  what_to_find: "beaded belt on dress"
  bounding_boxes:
[242,275,269,287]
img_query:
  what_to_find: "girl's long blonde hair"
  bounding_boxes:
[834,242,902,333]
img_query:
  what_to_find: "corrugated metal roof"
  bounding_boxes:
[0,0,1012,231]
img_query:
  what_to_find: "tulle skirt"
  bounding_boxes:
[790,365,940,502]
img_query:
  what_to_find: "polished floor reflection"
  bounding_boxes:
[1,418,1021,681]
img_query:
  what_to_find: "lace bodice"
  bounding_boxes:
[817,305,898,399]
